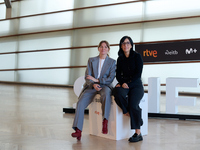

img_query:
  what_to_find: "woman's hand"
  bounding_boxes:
[86,75,99,82]
[93,84,102,91]
[115,84,121,87]
[122,83,129,89]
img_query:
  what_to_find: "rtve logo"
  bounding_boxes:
[143,49,157,57]
[95,111,100,115]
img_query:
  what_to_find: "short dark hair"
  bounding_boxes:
[118,36,134,57]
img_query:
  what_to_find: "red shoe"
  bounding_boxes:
[102,118,108,134]
[71,128,82,140]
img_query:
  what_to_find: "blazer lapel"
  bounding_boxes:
[91,56,99,79]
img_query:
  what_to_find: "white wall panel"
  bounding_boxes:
[0,4,6,19]
[17,69,70,85]
[18,12,73,33]
[69,68,86,85]
[18,31,72,51]
[73,24,142,47]
[0,72,15,81]
[17,68,85,85]
[0,54,16,69]
[143,18,200,42]
[109,46,119,61]
[18,0,74,16]
[145,0,200,20]
[74,3,143,27]
[70,48,99,66]
[74,0,136,8]
[0,37,18,53]
[0,20,19,36]
[0,21,11,34]
[18,50,71,68]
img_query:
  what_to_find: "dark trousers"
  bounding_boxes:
[113,84,144,129]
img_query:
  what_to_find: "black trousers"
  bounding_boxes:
[113,82,144,129]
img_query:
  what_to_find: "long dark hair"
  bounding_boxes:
[118,36,134,57]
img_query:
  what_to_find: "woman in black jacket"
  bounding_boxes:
[113,36,144,142]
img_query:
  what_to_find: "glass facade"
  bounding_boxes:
[0,0,200,87]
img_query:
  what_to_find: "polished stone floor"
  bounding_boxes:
[0,83,200,150]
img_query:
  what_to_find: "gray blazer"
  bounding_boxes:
[79,55,116,98]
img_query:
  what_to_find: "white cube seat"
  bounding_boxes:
[89,93,148,140]
[73,76,148,140]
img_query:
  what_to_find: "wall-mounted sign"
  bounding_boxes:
[136,40,200,63]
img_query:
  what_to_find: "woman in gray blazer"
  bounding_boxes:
[71,40,116,140]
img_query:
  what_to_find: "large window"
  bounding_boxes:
[0,0,200,87]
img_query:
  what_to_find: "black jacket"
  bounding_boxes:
[116,51,143,86]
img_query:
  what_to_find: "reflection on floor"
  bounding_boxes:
[0,83,200,150]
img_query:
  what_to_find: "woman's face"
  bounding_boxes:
[121,38,132,54]
[98,42,109,56]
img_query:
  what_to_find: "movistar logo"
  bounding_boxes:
[185,48,197,54]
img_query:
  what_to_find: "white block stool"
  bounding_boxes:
[89,93,148,140]
[73,76,148,140]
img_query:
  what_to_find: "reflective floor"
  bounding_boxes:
[0,83,200,150]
